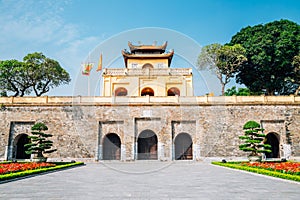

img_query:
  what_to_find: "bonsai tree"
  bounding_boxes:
[25,122,56,160]
[239,120,271,159]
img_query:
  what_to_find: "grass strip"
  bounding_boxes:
[0,162,84,182]
[212,161,300,182]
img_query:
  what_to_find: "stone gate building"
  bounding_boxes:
[0,42,300,161]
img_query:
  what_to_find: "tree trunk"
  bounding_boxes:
[221,83,225,96]
[295,86,300,96]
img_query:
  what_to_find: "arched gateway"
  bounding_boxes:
[174,133,193,160]
[265,132,280,158]
[14,134,30,159]
[137,130,158,160]
[103,133,121,160]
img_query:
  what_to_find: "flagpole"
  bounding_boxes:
[97,53,103,96]
[88,75,90,96]
[88,53,91,96]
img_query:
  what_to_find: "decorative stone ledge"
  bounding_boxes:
[0,95,299,106]
[103,68,192,76]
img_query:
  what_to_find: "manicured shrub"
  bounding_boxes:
[239,120,271,157]
[25,122,56,159]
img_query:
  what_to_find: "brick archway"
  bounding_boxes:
[142,63,154,69]
[167,87,180,96]
[265,132,280,158]
[141,87,154,96]
[137,130,157,160]
[14,134,30,159]
[102,133,121,160]
[115,87,128,96]
[174,133,193,160]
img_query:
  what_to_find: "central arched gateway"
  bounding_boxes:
[265,132,280,158]
[103,133,121,160]
[141,87,154,96]
[137,130,158,160]
[174,133,193,160]
[14,134,30,159]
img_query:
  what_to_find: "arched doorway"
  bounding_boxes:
[137,130,157,160]
[265,132,280,158]
[115,87,128,96]
[142,63,154,69]
[14,134,30,159]
[167,87,180,96]
[103,133,121,160]
[141,87,154,96]
[174,133,193,160]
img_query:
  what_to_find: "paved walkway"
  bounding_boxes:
[0,161,299,199]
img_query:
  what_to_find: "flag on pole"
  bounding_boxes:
[82,63,94,76]
[96,53,103,72]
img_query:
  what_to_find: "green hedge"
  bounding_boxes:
[0,162,84,182]
[211,162,300,182]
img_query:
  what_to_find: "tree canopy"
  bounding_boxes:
[229,19,300,95]
[197,43,247,95]
[224,86,251,96]
[0,59,32,97]
[292,54,300,95]
[239,120,271,157]
[0,52,71,96]
[25,122,56,158]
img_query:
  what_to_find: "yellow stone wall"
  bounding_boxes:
[102,74,193,96]
[127,58,169,69]
[103,53,192,96]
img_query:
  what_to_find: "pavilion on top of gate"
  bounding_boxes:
[102,41,194,97]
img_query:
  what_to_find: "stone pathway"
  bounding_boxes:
[0,161,299,199]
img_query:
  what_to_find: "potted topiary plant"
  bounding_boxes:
[25,122,57,162]
[239,120,271,162]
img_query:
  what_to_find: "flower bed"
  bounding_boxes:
[0,162,84,182]
[242,162,300,175]
[212,161,300,182]
[0,162,56,175]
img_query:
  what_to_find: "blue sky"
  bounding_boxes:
[0,0,299,96]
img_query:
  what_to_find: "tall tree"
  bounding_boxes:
[197,44,247,95]
[292,54,300,95]
[229,19,300,95]
[23,52,71,96]
[0,60,32,96]
[0,53,70,97]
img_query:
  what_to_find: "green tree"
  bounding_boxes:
[0,60,32,96]
[0,53,70,97]
[292,54,300,95]
[239,121,271,158]
[23,52,71,96]
[197,44,247,95]
[224,86,251,96]
[25,122,56,159]
[229,19,300,95]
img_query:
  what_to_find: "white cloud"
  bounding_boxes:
[0,1,70,43]
[0,0,103,95]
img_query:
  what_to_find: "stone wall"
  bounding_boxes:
[0,96,299,161]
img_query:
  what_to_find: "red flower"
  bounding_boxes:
[243,162,300,175]
[0,162,56,175]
